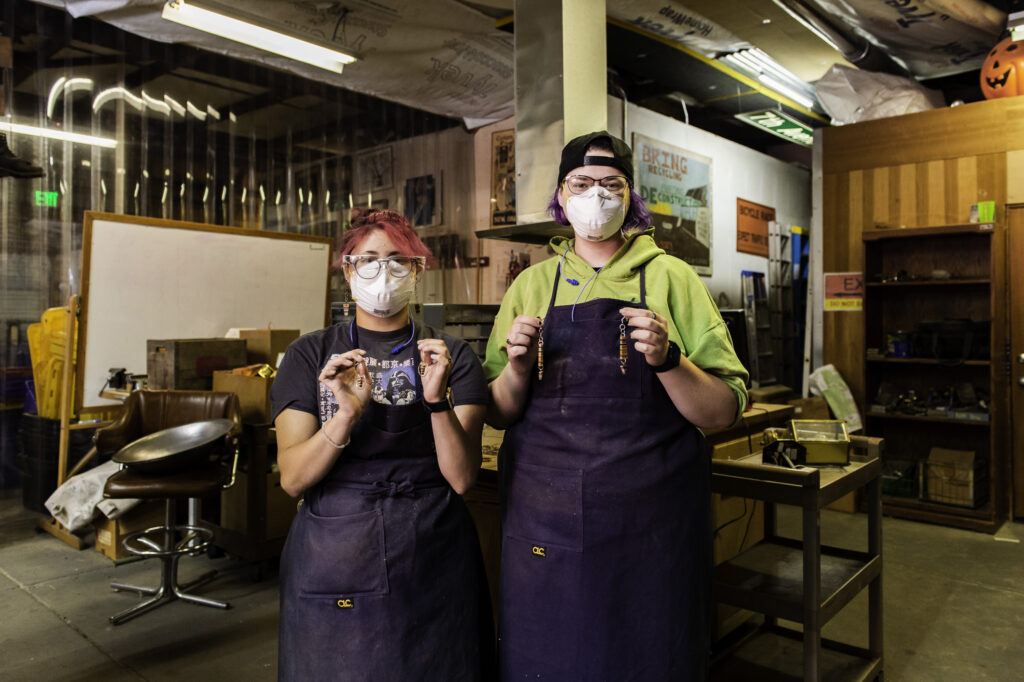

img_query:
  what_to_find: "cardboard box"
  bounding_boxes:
[220,470,297,540]
[711,435,764,565]
[747,384,796,403]
[926,448,984,507]
[94,501,165,562]
[147,338,248,390]
[213,371,273,424]
[238,329,300,367]
[788,396,831,420]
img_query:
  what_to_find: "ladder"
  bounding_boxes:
[741,270,776,388]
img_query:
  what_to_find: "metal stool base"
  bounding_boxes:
[109,501,230,625]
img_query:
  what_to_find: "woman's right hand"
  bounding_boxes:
[504,315,542,376]
[318,349,372,420]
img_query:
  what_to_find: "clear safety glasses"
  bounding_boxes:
[342,255,425,279]
[563,174,629,197]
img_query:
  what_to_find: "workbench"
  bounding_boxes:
[711,452,883,682]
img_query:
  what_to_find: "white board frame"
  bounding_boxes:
[78,212,332,411]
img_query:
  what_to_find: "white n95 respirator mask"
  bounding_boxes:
[349,269,417,318]
[565,185,626,242]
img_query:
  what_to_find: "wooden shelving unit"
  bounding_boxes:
[861,223,1007,533]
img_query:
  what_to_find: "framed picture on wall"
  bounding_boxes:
[403,173,442,227]
[632,133,712,276]
[355,146,393,195]
[490,129,516,227]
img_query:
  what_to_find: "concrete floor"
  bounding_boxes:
[1,488,1023,681]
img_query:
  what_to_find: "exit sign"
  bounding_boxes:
[35,191,59,207]
[735,109,815,147]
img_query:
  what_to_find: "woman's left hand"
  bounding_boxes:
[620,307,670,367]
[417,338,453,403]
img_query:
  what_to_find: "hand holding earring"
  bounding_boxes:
[504,315,543,378]
[619,307,671,368]
[318,349,371,420]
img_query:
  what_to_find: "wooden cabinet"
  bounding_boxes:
[861,223,1008,532]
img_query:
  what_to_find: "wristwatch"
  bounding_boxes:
[424,387,454,413]
[651,341,681,373]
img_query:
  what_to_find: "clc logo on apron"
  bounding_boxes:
[337,598,354,609]
[531,545,546,557]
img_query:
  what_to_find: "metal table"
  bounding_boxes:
[711,453,883,682]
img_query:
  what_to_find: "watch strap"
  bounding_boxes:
[651,341,681,373]
[423,387,454,413]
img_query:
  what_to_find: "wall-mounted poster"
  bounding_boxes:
[491,129,516,227]
[404,173,441,227]
[736,198,775,257]
[632,134,712,275]
[355,147,393,195]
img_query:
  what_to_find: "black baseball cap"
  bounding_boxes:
[557,131,634,187]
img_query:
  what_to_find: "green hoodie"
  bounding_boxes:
[484,228,749,424]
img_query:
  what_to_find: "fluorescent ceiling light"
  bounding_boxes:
[758,74,815,109]
[0,121,117,149]
[162,0,357,74]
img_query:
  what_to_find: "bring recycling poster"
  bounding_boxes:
[632,133,712,275]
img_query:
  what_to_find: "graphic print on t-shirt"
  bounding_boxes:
[318,353,420,423]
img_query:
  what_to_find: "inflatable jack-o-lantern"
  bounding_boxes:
[980,37,1024,99]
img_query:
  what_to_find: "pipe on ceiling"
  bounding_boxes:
[773,0,911,77]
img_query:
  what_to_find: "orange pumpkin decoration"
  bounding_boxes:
[980,37,1024,99]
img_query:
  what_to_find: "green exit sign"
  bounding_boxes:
[35,191,59,207]
[735,109,815,147]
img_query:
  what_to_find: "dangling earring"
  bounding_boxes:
[619,316,628,375]
[343,302,351,317]
[418,362,426,376]
[537,317,544,381]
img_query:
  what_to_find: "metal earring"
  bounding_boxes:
[418,362,426,376]
[619,316,628,375]
[343,302,351,317]
[537,317,544,381]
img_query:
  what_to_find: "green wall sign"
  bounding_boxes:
[735,110,815,147]
[35,190,59,207]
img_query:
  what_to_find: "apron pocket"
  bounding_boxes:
[505,462,583,551]
[295,507,389,598]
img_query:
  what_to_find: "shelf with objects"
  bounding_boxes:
[710,440,883,682]
[861,223,1007,533]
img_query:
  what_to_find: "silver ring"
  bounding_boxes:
[649,311,656,319]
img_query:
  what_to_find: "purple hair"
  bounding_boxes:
[547,187,653,235]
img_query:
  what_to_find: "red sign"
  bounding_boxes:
[736,198,774,257]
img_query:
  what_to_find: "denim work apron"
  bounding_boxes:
[499,265,712,681]
[278,326,494,681]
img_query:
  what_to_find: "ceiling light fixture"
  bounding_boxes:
[757,74,815,109]
[161,0,358,74]
[0,121,117,149]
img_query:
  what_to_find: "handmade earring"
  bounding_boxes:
[537,318,544,381]
[343,302,351,317]
[619,316,628,375]
[418,362,426,376]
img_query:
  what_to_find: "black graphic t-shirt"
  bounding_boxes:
[270,322,488,426]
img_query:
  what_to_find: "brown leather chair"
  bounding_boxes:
[97,390,242,625]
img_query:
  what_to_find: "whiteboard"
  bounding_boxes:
[78,213,332,410]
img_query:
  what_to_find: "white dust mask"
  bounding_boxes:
[564,185,626,242]
[349,268,417,318]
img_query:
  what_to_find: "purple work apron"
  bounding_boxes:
[499,265,712,681]
[279,325,495,682]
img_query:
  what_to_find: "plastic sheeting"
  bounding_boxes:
[809,0,1005,79]
[814,64,945,125]
[607,0,752,56]
[44,460,141,532]
[35,0,516,126]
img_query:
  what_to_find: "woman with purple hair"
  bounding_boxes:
[484,131,748,680]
